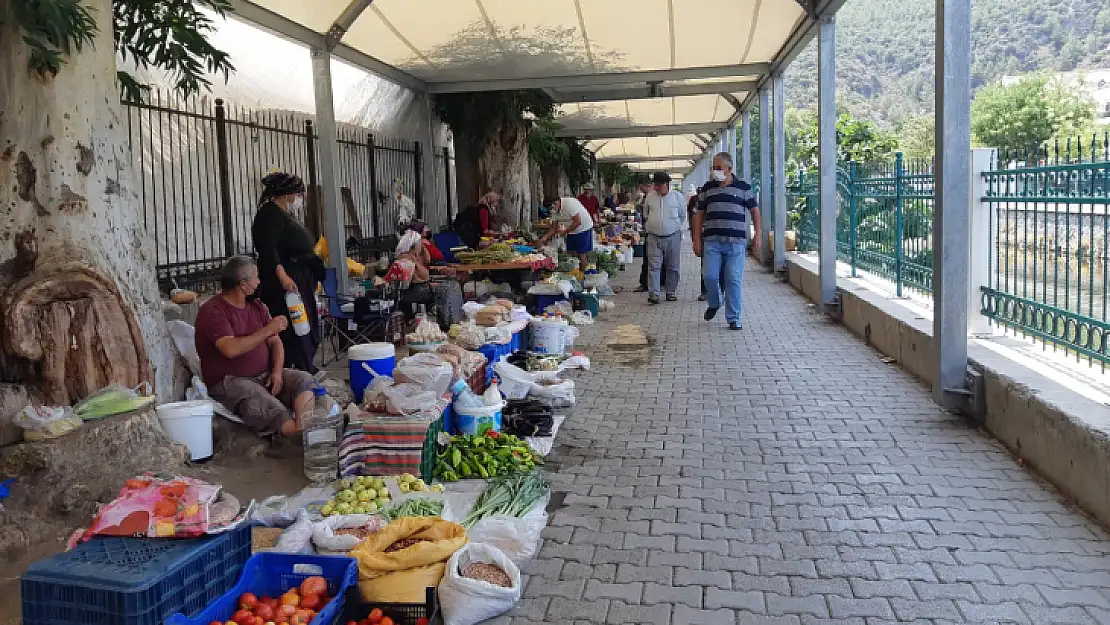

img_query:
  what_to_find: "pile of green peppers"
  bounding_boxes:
[433,430,543,482]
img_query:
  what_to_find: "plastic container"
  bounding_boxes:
[21,523,251,625]
[303,387,341,485]
[286,291,311,336]
[166,553,358,625]
[452,401,504,436]
[155,400,214,461]
[344,587,438,625]
[532,294,568,314]
[574,292,601,318]
[530,319,574,354]
[349,343,396,403]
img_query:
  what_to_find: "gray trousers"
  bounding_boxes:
[647,232,682,296]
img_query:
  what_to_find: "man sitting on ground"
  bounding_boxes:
[195,256,316,439]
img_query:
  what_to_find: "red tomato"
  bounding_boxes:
[347,622,358,625]
[239,593,259,611]
[368,608,384,624]
[299,594,321,611]
[255,604,275,621]
[277,604,297,619]
[280,592,300,608]
[232,609,253,625]
[415,619,429,625]
[299,576,328,597]
[380,617,394,625]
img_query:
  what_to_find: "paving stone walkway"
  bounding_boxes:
[501,247,1110,625]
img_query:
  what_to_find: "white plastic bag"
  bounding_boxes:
[382,382,438,415]
[438,543,522,625]
[312,514,387,554]
[529,376,575,407]
[492,361,535,400]
[394,353,453,395]
[167,320,201,375]
[273,509,315,554]
[557,355,591,372]
[466,493,549,565]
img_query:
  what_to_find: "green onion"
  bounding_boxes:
[461,473,549,528]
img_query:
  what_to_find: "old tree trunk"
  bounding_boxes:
[454,121,531,228]
[0,3,177,411]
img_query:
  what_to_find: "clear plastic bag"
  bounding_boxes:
[438,543,522,625]
[466,493,549,565]
[273,509,315,554]
[394,353,453,395]
[14,405,82,441]
[74,383,154,421]
[312,514,388,554]
[382,383,439,415]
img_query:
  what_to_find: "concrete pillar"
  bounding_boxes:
[311,46,347,294]
[421,92,437,223]
[772,78,787,275]
[758,90,772,269]
[934,0,974,407]
[817,16,837,309]
[968,148,997,337]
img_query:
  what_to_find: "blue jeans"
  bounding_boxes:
[703,240,746,324]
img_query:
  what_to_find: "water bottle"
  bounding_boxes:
[303,386,341,484]
[286,291,311,336]
[482,380,502,406]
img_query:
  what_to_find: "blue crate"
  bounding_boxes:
[166,553,359,625]
[477,341,513,386]
[532,294,568,314]
[21,523,251,625]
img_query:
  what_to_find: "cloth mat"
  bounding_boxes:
[339,402,446,477]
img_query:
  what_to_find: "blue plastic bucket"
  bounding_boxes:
[349,342,395,402]
[452,402,503,435]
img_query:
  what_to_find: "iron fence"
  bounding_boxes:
[981,135,1110,365]
[122,92,454,293]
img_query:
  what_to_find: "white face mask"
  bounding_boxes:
[290,196,305,211]
[711,170,727,182]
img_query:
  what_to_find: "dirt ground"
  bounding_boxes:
[0,434,310,625]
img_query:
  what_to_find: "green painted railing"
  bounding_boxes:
[981,136,1110,365]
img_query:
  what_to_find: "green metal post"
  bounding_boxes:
[798,170,806,251]
[849,161,858,277]
[894,152,905,297]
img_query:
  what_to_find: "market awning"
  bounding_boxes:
[229,0,842,164]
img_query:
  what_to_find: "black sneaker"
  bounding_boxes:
[729,322,742,331]
[648,294,660,305]
[634,285,648,293]
[704,307,719,321]
[698,294,706,302]
[666,294,677,302]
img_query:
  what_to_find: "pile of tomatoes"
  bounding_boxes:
[209,576,332,625]
[346,609,428,625]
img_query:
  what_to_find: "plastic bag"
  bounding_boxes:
[466,493,548,565]
[273,509,315,554]
[382,383,438,415]
[570,311,594,325]
[350,517,468,603]
[558,355,591,372]
[74,383,154,421]
[251,486,334,527]
[529,376,575,407]
[461,302,484,321]
[394,353,454,395]
[167,320,201,375]
[451,322,487,350]
[491,361,535,401]
[312,514,388,554]
[438,543,522,625]
[14,405,82,441]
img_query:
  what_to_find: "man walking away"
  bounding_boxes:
[691,152,762,330]
[644,172,686,304]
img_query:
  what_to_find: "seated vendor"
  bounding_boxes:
[539,195,595,269]
[408,219,445,264]
[195,256,315,439]
[392,230,434,318]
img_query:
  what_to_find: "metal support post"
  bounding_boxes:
[443,146,453,227]
[934,0,973,408]
[213,99,235,256]
[772,78,787,275]
[817,16,837,309]
[311,45,348,294]
[968,148,997,337]
[848,161,858,277]
[741,111,752,184]
[759,90,768,271]
[420,92,436,223]
[894,152,905,296]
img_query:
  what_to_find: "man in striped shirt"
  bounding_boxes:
[691,152,762,330]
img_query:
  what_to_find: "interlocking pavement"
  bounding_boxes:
[496,246,1110,625]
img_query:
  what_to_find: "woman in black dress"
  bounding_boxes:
[251,172,322,374]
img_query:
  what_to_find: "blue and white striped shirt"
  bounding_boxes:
[696,177,758,243]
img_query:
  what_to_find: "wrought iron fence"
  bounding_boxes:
[981,135,1110,365]
[789,154,935,297]
[122,92,454,293]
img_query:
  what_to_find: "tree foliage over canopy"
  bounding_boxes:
[970,75,1096,154]
[5,0,235,100]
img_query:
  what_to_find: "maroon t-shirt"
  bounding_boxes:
[195,296,273,388]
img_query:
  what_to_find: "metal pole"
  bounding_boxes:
[311,45,347,293]
[741,111,752,184]
[772,77,787,275]
[420,92,436,224]
[413,140,424,219]
[817,16,837,309]
[367,134,380,237]
[848,161,858,277]
[895,152,905,297]
[934,0,973,408]
[759,89,773,270]
[304,120,320,238]
[213,99,235,256]
[443,146,453,228]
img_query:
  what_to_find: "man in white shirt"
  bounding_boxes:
[643,172,687,304]
[538,195,595,270]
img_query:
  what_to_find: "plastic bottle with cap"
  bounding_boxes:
[285,291,311,337]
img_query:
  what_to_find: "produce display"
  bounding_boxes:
[460,473,550,528]
[433,431,543,482]
[215,578,333,625]
[588,250,620,276]
[321,476,392,516]
[406,317,447,345]
[379,497,445,522]
[461,562,513,588]
[455,243,514,265]
[346,608,428,625]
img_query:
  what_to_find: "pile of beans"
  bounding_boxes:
[461,562,512,587]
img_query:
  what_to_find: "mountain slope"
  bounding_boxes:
[784,0,1110,126]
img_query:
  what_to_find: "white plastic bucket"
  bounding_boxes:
[530,319,574,354]
[453,402,504,435]
[156,400,214,461]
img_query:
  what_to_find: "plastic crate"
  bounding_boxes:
[166,553,358,625]
[420,414,442,484]
[344,587,438,625]
[21,523,251,625]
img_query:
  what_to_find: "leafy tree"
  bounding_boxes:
[784,106,898,171]
[6,0,235,100]
[971,75,1095,154]
[896,115,936,160]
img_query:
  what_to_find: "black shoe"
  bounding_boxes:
[666,294,677,302]
[634,285,648,293]
[704,307,719,321]
[729,322,742,331]
[648,295,660,305]
[698,294,706,302]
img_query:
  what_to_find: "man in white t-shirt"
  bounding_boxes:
[538,195,595,269]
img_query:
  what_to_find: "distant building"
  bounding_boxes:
[1002,69,1110,125]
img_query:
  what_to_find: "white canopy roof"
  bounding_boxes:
[231,0,842,163]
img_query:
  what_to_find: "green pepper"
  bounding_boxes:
[451,448,462,468]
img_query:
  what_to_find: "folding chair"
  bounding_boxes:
[318,268,386,366]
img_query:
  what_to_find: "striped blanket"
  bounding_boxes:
[338,398,448,477]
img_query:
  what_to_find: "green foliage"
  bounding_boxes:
[971,75,1095,154]
[896,115,935,160]
[562,140,592,190]
[598,163,638,190]
[785,0,1110,127]
[6,0,235,100]
[783,106,898,172]
[433,90,556,151]
[526,116,592,190]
